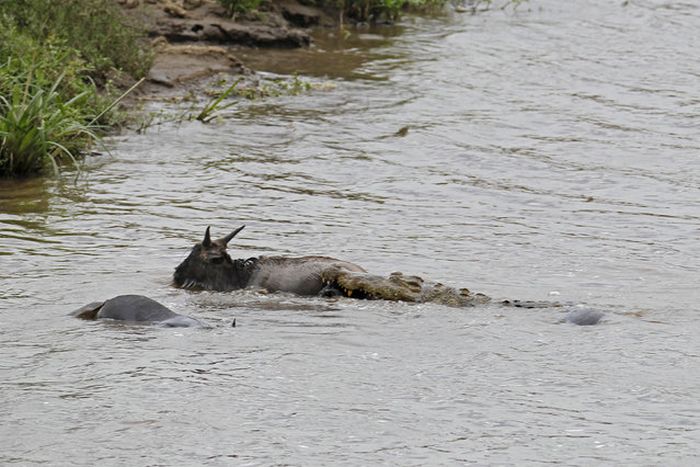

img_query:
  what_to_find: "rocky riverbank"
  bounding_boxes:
[117,0,334,97]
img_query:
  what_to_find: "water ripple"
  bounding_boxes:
[2,0,700,464]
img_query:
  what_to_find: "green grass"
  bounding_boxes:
[196,79,243,123]
[300,0,527,24]
[218,0,263,19]
[216,0,512,23]
[0,0,151,177]
[1,0,152,79]
[0,74,100,177]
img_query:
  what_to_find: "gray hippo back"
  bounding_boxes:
[73,295,204,328]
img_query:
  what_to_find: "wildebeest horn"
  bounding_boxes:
[202,226,212,247]
[220,225,245,246]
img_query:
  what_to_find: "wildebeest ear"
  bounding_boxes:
[220,225,245,246]
[202,226,212,247]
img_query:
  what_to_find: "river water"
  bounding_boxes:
[1,0,699,465]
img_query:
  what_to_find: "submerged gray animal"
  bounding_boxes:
[564,308,606,326]
[173,226,605,325]
[72,294,206,327]
[502,300,606,326]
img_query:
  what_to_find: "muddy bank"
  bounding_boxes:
[118,0,334,97]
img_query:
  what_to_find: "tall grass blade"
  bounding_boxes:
[196,79,242,123]
[89,77,145,126]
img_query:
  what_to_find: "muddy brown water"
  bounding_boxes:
[2,1,699,465]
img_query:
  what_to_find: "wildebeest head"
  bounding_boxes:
[173,225,249,291]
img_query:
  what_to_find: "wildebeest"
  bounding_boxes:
[172,226,605,325]
[72,294,209,328]
[173,225,368,297]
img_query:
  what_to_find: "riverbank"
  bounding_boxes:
[118,0,333,99]
[1,0,515,177]
[0,0,330,177]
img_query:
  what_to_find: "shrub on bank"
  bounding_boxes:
[219,0,264,18]
[0,0,151,177]
[217,0,522,25]
[217,0,441,23]
[1,0,152,79]
[332,0,526,23]
[337,0,445,23]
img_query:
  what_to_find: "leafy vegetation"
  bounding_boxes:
[0,0,150,177]
[338,0,444,23]
[231,75,317,99]
[196,79,243,123]
[218,0,263,19]
[0,74,100,177]
[337,0,527,23]
[216,0,524,25]
[135,75,323,131]
[0,0,152,79]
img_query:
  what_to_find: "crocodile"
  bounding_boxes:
[173,226,604,325]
